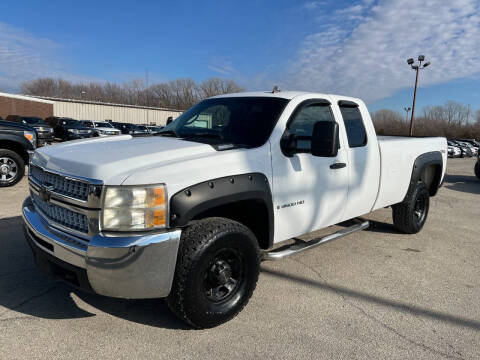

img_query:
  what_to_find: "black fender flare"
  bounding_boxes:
[169,173,274,248]
[404,151,443,200]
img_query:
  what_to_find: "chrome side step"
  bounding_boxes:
[261,219,369,261]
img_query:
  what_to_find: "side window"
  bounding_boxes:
[339,104,367,148]
[289,103,335,151]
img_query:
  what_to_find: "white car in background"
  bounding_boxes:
[80,120,122,137]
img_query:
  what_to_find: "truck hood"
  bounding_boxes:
[32,135,217,184]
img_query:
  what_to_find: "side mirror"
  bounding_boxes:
[311,121,339,157]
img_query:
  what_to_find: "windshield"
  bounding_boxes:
[160,97,289,147]
[95,122,113,128]
[22,117,45,125]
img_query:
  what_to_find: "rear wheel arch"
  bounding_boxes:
[169,173,274,249]
[404,151,443,200]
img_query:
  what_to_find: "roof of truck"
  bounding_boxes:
[211,91,363,103]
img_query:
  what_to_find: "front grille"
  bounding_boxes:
[32,193,89,234]
[30,165,90,201]
[37,131,52,138]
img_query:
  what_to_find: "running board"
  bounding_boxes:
[261,219,369,261]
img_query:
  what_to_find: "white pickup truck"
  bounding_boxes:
[22,91,447,328]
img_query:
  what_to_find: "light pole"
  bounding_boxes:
[407,55,430,136]
[403,106,411,124]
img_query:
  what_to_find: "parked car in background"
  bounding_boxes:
[449,140,471,157]
[44,117,94,141]
[455,141,476,157]
[455,138,480,148]
[80,120,122,136]
[0,120,36,186]
[447,141,463,158]
[146,125,164,134]
[5,115,54,147]
[111,122,150,135]
[447,144,461,158]
[456,140,479,156]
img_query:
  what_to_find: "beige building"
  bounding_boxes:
[32,96,183,125]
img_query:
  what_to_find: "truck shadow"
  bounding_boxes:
[443,174,480,195]
[0,216,189,330]
[261,267,480,331]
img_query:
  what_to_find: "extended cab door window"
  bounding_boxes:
[288,102,337,152]
[339,102,367,147]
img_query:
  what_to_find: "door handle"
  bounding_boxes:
[330,162,346,169]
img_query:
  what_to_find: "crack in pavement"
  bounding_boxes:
[291,258,466,360]
[0,285,59,320]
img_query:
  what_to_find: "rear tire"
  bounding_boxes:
[475,161,480,180]
[0,149,25,187]
[392,182,430,234]
[167,217,260,329]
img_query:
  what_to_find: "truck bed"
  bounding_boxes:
[372,136,447,210]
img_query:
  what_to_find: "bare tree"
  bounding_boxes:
[373,100,480,139]
[20,77,244,110]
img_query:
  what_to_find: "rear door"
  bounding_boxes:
[333,100,380,221]
[271,98,349,242]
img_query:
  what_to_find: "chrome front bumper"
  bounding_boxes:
[22,197,181,299]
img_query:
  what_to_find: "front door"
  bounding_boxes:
[271,99,349,243]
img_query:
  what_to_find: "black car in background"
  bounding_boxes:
[111,122,150,136]
[44,117,94,141]
[0,120,36,186]
[5,115,54,147]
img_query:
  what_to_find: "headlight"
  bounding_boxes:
[101,185,167,231]
[24,131,37,148]
[68,129,79,134]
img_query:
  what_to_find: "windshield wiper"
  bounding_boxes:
[156,130,178,137]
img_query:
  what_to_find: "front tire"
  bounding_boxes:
[392,182,430,234]
[0,149,25,187]
[475,160,480,180]
[167,217,260,328]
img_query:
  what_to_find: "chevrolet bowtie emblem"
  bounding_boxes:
[39,185,54,202]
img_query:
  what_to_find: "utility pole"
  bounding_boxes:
[407,56,430,136]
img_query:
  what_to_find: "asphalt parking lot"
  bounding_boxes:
[0,158,479,359]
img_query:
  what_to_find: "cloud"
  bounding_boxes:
[208,58,235,75]
[0,22,88,92]
[302,1,327,10]
[283,0,480,103]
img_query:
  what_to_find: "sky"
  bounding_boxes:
[0,0,479,113]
